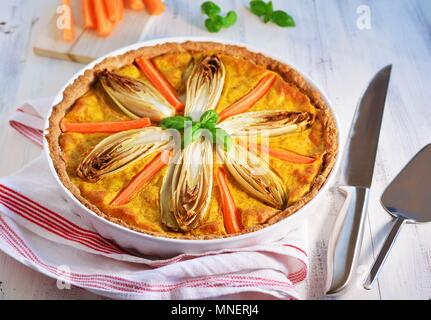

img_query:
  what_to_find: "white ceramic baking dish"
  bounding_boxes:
[43,37,340,257]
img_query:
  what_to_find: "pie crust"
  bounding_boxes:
[46,41,338,240]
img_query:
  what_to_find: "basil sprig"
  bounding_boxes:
[199,109,219,128]
[160,110,232,150]
[209,127,232,151]
[201,1,237,33]
[159,115,193,130]
[249,0,295,27]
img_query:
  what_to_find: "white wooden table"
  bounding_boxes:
[0,0,430,300]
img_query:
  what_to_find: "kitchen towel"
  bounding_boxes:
[0,98,309,300]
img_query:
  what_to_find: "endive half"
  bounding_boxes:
[218,111,314,137]
[217,142,288,209]
[98,70,176,122]
[160,138,214,231]
[77,127,169,182]
[160,55,225,231]
[185,55,226,120]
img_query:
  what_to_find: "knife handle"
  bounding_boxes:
[325,186,370,296]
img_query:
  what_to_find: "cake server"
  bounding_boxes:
[363,144,431,289]
[325,65,392,295]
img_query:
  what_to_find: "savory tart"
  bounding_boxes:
[47,41,338,239]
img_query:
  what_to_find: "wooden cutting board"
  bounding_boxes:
[33,2,153,64]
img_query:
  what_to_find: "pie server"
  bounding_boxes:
[325,65,392,295]
[363,144,431,289]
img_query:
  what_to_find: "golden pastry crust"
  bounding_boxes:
[46,41,338,240]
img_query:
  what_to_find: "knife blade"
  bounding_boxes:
[325,65,392,295]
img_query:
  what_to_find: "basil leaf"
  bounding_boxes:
[192,121,201,132]
[182,122,197,149]
[200,110,219,128]
[202,2,237,32]
[160,116,192,130]
[250,0,268,17]
[263,1,273,23]
[180,135,187,149]
[250,0,296,28]
[222,11,238,27]
[211,127,232,151]
[201,1,221,17]
[192,128,203,142]
[267,1,273,13]
[271,10,296,27]
[205,17,223,33]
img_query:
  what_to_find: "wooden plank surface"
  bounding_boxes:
[0,0,430,300]
[33,1,153,64]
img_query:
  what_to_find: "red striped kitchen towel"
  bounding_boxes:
[0,98,309,300]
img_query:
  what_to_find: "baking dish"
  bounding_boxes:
[44,37,340,257]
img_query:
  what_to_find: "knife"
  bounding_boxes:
[325,65,392,295]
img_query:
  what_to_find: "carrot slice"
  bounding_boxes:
[215,167,242,234]
[111,152,167,206]
[61,117,151,133]
[218,74,276,122]
[104,0,121,22]
[124,0,146,11]
[142,0,166,15]
[62,0,75,41]
[83,0,96,28]
[240,141,315,164]
[93,0,114,36]
[136,56,185,111]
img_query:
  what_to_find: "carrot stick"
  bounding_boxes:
[117,0,125,20]
[93,0,114,36]
[62,0,75,41]
[83,0,96,28]
[111,152,167,206]
[136,56,185,111]
[218,74,276,122]
[215,167,242,234]
[104,0,121,22]
[61,117,151,133]
[142,0,166,15]
[240,141,315,164]
[124,0,146,11]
